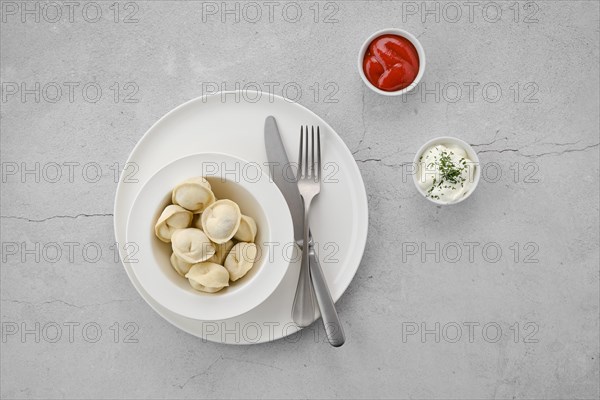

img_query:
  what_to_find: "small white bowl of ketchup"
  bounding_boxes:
[358,28,426,96]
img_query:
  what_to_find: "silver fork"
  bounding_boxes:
[296,125,345,347]
[292,126,319,328]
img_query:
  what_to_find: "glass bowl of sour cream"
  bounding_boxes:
[413,137,480,205]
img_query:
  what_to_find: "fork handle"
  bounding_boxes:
[291,198,316,327]
[309,244,345,347]
[291,245,315,327]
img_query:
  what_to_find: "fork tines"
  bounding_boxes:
[298,125,321,181]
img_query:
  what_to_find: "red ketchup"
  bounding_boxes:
[363,34,420,92]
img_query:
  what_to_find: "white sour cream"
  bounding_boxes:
[416,143,476,203]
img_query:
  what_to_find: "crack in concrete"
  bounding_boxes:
[355,158,404,169]
[471,135,508,147]
[173,356,284,390]
[353,134,597,167]
[0,213,113,223]
[1,298,135,309]
[221,357,284,371]
[477,148,520,154]
[173,356,223,389]
[478,143,599,158]
[355,158,382,163]
[531,140,582,148]
[352,86,368,155]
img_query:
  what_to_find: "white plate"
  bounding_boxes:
[114,91,368,344]
[126,153,294,320]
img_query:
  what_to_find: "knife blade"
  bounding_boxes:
[264,116,304,244]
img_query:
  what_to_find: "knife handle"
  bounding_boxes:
[309,244,345,347]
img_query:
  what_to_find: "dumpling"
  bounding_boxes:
[170,252,192,277]
[154,205,193,243]
[208,240,234,265]
[185,262,230,293]
[201,199,241,244]
[224,242,257,281]
[171,228,215,263]
[234,215,257,242]
[172,177,215,213]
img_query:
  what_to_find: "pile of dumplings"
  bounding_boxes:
[154,177,258,293]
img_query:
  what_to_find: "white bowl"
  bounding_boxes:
[126,153,294,320]
[357,28,426,96]
[412,137,481,205]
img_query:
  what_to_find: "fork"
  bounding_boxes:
[296,125,345,347]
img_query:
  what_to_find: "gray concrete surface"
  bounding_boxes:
[1,1,599,399]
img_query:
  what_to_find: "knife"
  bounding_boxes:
[264,116,345,346]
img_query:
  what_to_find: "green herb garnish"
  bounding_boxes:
[426,150,467,198]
